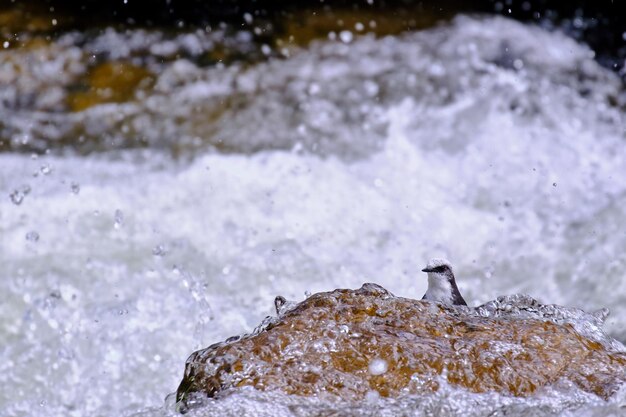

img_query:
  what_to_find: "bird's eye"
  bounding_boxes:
[433,266,446,273]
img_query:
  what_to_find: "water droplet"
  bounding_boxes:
[364,80,379,96]
[308,83,320,95]
[368,358,388,375]
[365,390,380,403]
[40,164,52,175]
[70,182,80,194]
[552,182,557,187]
[25,231,40,242]
[152,244,167,257]
[304,290,311,298]
[339,30,353,43]
[9,185,31,205]
[10,191,25,205]
[261,44,271,55]
[114,209,124,229]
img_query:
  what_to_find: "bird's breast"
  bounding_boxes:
[424,277,454,304]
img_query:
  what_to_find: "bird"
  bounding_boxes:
[421,258,467,306]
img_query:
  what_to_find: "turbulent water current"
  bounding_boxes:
[1,15,625,417]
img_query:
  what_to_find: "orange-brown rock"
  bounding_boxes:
[176,284,626,407]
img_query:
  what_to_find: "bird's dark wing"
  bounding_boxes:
[454,294,468,306]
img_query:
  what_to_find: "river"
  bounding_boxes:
[1,11,625,417]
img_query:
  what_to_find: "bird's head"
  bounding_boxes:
[421,258,455,283]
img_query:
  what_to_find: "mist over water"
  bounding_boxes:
[1,15,625,417]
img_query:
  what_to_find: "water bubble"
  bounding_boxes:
[70,182,80,194]
[243,13,253,24]
[261,44,271,55]
[25,231,40,242]
[113,209,124,229]
[9,185,31,205]
[368,358,388,375]
[2,41,8,48]
[355,22,365,32]
[304,290,311,298]
[553,182,557,187]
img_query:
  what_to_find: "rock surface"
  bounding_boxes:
[176,284,626,408]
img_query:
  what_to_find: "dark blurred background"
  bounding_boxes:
[4,0,625,75]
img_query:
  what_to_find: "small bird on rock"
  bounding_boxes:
[421,258,467,306]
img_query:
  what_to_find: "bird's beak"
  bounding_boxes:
[421,267,433,273]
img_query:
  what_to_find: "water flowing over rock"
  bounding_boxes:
[176,284,626,410]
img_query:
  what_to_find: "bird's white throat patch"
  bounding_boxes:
[423,273,454,304]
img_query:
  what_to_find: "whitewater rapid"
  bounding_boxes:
[1,15,625,417]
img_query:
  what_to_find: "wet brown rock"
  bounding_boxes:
[177,284,626,406]
[67,62,154,111]
[278,8,445,47]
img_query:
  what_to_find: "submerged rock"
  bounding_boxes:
[176,284,626,409]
